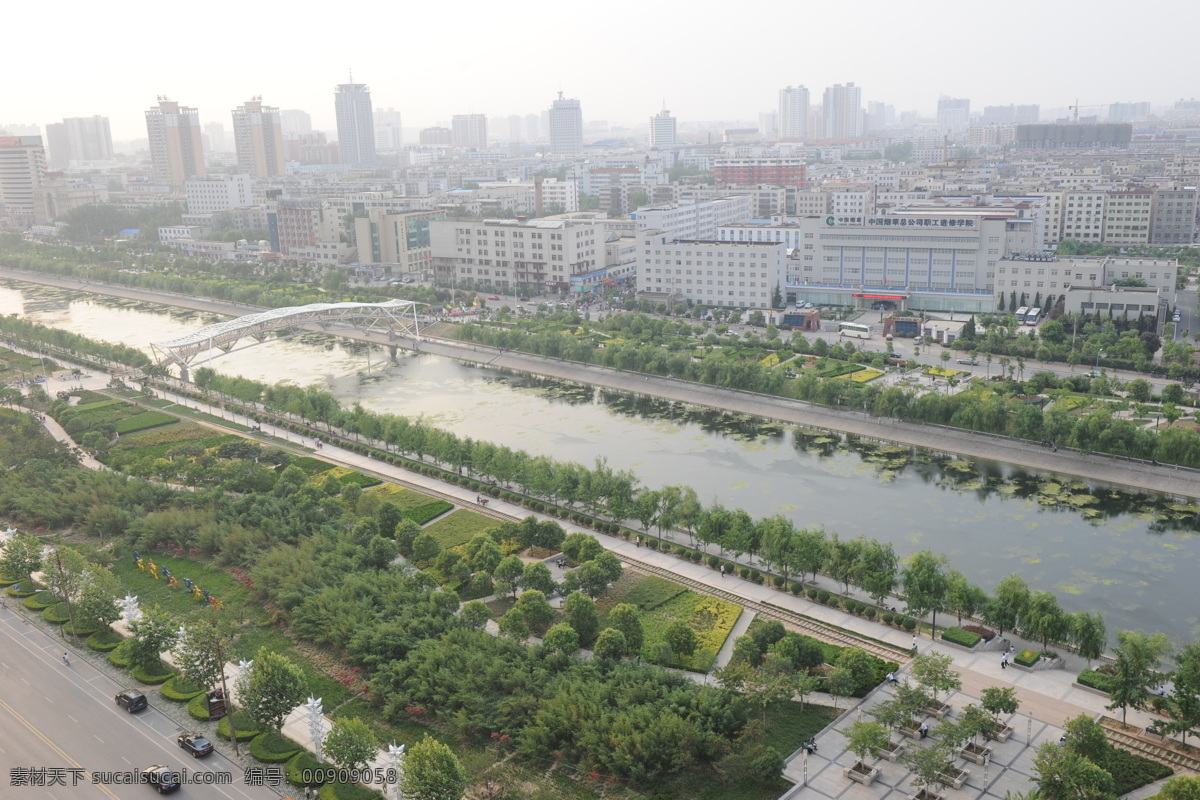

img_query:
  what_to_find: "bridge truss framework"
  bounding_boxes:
[150,300,423,377]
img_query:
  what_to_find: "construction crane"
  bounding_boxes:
[1068,100,1109,124]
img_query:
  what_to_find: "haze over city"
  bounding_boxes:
[5,0,1196,140]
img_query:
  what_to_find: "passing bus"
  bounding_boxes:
[1024,307,1041,326]
[838,321,871,339]
[1015,306,1029,324]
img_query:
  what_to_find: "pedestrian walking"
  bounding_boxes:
[62,652,70,666]
[719,564,725,577]
[1001,653,1008,669]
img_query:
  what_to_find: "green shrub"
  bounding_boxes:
[882,612,894,624]
[941,627,983,648]
[160,676,205,701]
[646,539,659,550]
[864,607,876,620]
[187,692,211,720]
[673,545,687,557]
[902,617,917,631]
[218,710,262,742]
[1014,649,1041,667]
[87,630,123,652]
[402,500,453,525]
[1103,745,1173,794]
[7,584,39,598]
[108,639,132,668]
[23,590,57,610]
[132,662,174,685]
[319,782,384,800]
[248,732,303,763]
[751,571,765,585]
[806,587,819,600]
[63,620,99,637]
[43,602,71,624]
[790,582,803,595]
[285,751,326,787]
[817,590,831,604]
[737,566,750,579]
[1077,669,1117,693]
[772,575,786,588]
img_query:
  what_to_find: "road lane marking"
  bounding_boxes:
[93,734,103,744]
[44,696,54,704]
[20,677,30,685]
[0,696,121,800]
[68,714,78,723]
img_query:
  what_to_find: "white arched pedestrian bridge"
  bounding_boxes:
[150,300,423,377]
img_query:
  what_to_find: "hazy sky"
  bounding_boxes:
[7,0,1196,141]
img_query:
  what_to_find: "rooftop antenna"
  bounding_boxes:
[349,68,354,84]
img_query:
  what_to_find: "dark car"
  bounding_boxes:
[115,689,148,713]
[142,766,181,794]
[177,732,214,758]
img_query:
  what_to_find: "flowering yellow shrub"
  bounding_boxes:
[760,352,781,368]
[844,369,884,383]
[689,596,743,657]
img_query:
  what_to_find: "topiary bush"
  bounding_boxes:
[23,590,57,610]
[790,582,804,595]
[108,639,132,668]
[940,627,982,648]
[160,676,205,702]
[319,782,384,800]
[132,661,174,685]
[43,602,71,624]
[706,555,720,569]
[751,571,765,585]
[187,691,211,720]
[7,584,40,598]
[87,629,123,652]
[882,612,895,625]
[772,575,786,588]
[817,590,831,604]
[63,620,99,637]
[806,587,819,600]
[285,751,326,787]
[902,617,917,631]
[864,607,876,620]
[218,710,262,742]
[248,731,303,763]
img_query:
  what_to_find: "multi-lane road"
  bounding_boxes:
[0,607,285,800]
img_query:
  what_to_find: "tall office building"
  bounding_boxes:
[937,97,971,132]
[231,97,285,178]
[648,109,677,147]
[451,114,488,148]
[145,97,206,187]
[778,85,810,140]
[375,108,404,150]
[334,80,377,168]
[0,136,50,227]
[548,92,583,155]
[822,83,863,139]
[281,109,313,139]
[44,116,113,168]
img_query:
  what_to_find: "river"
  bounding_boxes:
[2,279,1197,644]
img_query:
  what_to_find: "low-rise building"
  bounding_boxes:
[636,233,785,309]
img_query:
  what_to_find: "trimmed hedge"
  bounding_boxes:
[87,630,124,652]
[187,691,211,720]
[6,584,40,598]
[108,640,132,668]
[319,782,384,800]
[160,676,205,702]
[1077,668,1117,694]
[248,732,303,763]
[63,620,99,637]
[285,751,326,787]
[1104,745,1173,794]
[1015,649,1044,667]
[941,627,982,648]
[43,602,71,624]
[23,590,58,610]
[132,662,174,685]
[217,710,262,741]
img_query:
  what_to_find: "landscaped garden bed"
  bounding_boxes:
[939,627,982,649]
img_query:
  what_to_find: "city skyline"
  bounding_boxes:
[4,0,1195,142]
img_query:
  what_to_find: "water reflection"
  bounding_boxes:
[1,278,1198,642]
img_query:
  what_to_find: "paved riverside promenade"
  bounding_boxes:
[2,265,1197,501]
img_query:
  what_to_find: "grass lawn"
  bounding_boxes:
[422,509,502,549]
[606,574,688,611]
[331,697,455,750]
[108,551,250,620]
[227,626,353,708]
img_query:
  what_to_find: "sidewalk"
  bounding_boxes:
[15,351,1192,798]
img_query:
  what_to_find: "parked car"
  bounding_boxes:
[141,766,181,794]
[957,358,980,366]
[115,689,148,713]
[177,732,214,758]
